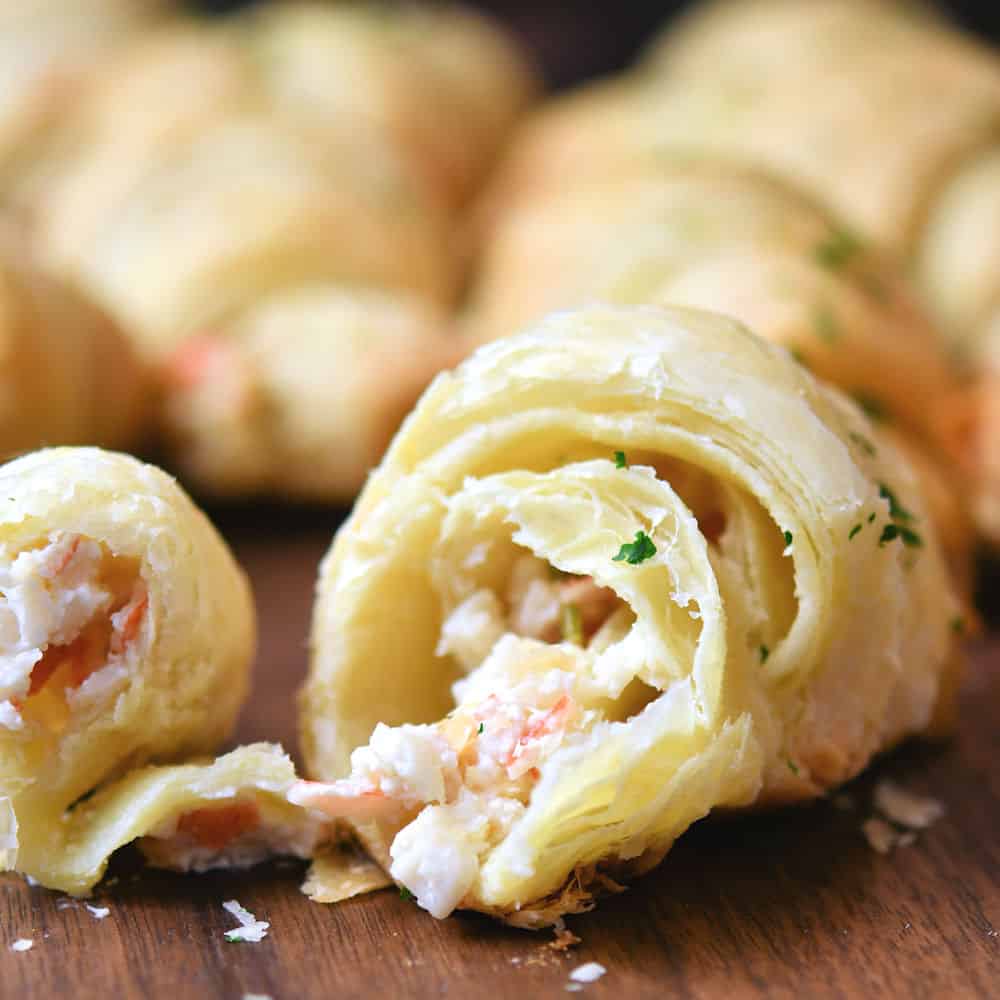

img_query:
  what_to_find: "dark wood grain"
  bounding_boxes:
[2,518,998,1000]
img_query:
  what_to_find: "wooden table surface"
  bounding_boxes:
[2,511,998,999]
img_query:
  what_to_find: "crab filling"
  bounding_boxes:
[0,533,146,734]
[291,553,651,919]
[140,799,324,873]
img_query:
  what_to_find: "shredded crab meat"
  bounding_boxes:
[292,553,633,918]
[140,799,324,873]
[0,533,147,733]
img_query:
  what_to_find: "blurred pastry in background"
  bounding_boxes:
[0,235,149,459]
[159,287,458,503]
[0,0,166,216]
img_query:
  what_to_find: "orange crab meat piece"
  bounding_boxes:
[176,801,261,851]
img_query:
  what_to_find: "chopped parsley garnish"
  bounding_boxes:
[878,483,914,523]
[848,431,876,457]
[613,531,656,565]
[399,887,416,902]
[759,645,770,664]
[814,226,863,272]
[848,524,862,540]
[560,603,584,645]
[783,530,793,547]
[852,392,888,423]
[787,759,800,776]
[879,523,923,548]
[477,722,485,735]
[812,303,841,343]
[868,512,876,523]
[614,450,628,468]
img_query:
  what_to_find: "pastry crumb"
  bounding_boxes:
[549,918,581,951]
[874,781,944,830]
[862,817,897,854]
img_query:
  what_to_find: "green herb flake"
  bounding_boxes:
[783,530,793,547]
[399,886,416,902]
[614,450,628,469]
[848,524,862,540]
[477,722,485,735]
[613,531,657,565]
[560,602,584,645]
[814,226,863,272]
[787,759,800,776]
[878,483,914,523]
[852,392,889,424]
[759,644,770,664]
[879,523,923,548]
[868,512,876,523]
[812,303,841,343]
[848,431,876,457]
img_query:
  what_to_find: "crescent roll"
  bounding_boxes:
[466,164,973,589]
[0,0,164,206]
[46,114,454,361]
[0,447,255,893]
[247,2,538,212]
[0,241,148,456]
[295,305,961,926]
[158,287,459,503]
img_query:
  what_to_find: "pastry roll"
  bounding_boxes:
[466,165,973,585]
[0,0,164,205]
[296,304,961,925]
[0,240,148,456]
[34,22,261,274]
[0,448,255,892]
[158,286,459,503]
[248,2,538,212]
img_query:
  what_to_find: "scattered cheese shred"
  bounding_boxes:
[862,817,897,854]
[874,781,945,830]
[86,904,110,920]
[569,962,607,983]
[10,939,33,952]
[223,900,269,944]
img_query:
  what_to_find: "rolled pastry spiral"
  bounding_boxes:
[0,448,256,893]
[297,305,961,926]
[466,163,974,591]
[0,239,149,457]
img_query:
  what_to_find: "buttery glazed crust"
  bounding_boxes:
[158,287,460,503]
[0,448,255,892]
[0,242,149,456]
[302,305,961,924]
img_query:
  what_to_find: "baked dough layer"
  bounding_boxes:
[0,447,255,892]
[300,304,960,924]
